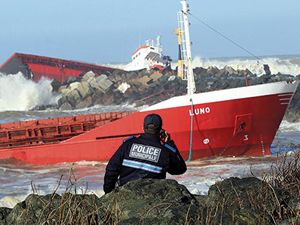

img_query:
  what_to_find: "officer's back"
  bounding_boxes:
[103,113,186,194]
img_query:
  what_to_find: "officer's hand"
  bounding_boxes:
[160,129,170,143]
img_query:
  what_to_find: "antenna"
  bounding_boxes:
[177,0,196,95]
[156,35,161,48]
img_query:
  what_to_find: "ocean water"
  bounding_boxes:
[0,122,299,208]
[0,55,299,208]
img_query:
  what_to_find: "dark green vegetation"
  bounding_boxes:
[0,151,299,225]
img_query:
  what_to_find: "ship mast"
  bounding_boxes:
[177,0,196,95]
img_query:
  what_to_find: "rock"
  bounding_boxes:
[88,77,100,89]
[224,65,237,75]
[65,89,81,107]
[57,85,69,95]
[100,93,115,105]
[94,75,113,93]
[69,81,81,91]
[75,96,93,109]
[50,79,61,92]
[0,207,11,224]
[82,71,96,81]
[63,76,78,85]
[117,82,131,93]
[5,194,60,225]
[99,179,201,225]
[76,81,91,99]
[5,193,101,225]
[207,66,219,75]
[207,177,291,224]
[109,70,124,83]
[136,75,151,86]
[149,72,163,82]
[91,91,105,105]
[59,101,73,110]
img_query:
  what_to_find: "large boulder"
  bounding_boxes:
[69,81,81,91]
[82,71,96,81]
[90,75,113,93]
[57,85,69,95]
[65,89,81,107]
[97,75,113,91]
[117,82,131,94]
[75,95,93,109]
[59,101,73,110]
[76,81,91,99]
[99,179,202,225]
[149,72,163,82]
[136,75,151,86]
[5,193,101,225]
[207,177,291,224]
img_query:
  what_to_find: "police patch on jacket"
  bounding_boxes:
[129,143,161,163]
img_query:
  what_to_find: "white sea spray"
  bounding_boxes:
[279,120,300,132]
[0,72,59,111]
[191,56,300,76]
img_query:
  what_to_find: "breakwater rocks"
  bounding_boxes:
[52,67,300,121]
[1,177,299,225]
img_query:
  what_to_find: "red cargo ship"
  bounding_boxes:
[0,0,299,164]
[0,80,298,164]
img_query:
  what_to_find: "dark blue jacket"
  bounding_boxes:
[103,133,187,193]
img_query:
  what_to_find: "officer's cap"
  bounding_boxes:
[144,114,162,133]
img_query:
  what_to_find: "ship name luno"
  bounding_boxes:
[189,107,211,116]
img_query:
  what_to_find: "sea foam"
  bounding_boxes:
[0,72,59,111]
[279,120,300,132]
[192,56,300,76]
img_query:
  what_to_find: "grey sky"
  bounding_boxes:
[0,0,299,64]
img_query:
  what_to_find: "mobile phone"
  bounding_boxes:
[160,129,169,143]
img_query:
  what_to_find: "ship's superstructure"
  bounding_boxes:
[125,36,167,71]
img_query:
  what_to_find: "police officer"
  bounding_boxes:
[103,113,187,194]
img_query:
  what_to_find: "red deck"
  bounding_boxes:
[0,112,133,149]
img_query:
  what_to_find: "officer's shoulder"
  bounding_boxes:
[123,136,136,143]
[163,143,177,153]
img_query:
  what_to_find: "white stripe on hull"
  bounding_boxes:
[142,81,299,112]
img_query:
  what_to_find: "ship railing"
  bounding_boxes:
[0,111,134,149]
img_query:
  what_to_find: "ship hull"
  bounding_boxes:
[0,81,298,164]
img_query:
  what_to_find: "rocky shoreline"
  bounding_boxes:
[48,66,300,122]
[0,178,299,225]
[1,152,299,225]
